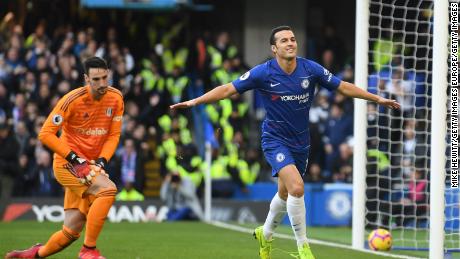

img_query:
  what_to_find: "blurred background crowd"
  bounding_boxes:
[0,0,432,209]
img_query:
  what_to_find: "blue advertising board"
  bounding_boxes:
[234,183,353,226]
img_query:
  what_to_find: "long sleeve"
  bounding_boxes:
[38,93,74,159]
[98,97,124,161]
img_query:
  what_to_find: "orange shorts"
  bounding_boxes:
[53,165,98,215]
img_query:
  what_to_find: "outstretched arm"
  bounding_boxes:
[170,83,238,109]
[337,81,401,109]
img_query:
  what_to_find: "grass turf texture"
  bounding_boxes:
[0,221,430,259]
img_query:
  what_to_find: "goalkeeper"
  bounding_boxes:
[171,26,400,259]
[5,57,124,259]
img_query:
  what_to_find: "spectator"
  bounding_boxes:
[0,57,9,82]
[320,49,339,74]
[0,12,16,52]
[384,67,415,117]
[30,150,61,196]
[215,31,239,61]
[401,124,417,176]
[323,103,353,170]
[0,122,19,199]
[304,163,323,183]
[309,90,329,167]
[390,169,428,227]
[320,25,346,68]
[366,103,378,140]
[14,120,30,155]
[332,92,353,115]
[332,143,353,183]
[118,138,144,192]
[73,30,88,57]
[160,173,203,221]
[365,144,391,229]
[12,93,26,125]
[24,22,50,49]
[12,153,34,196]
[5,47,27,87]
[36,82,52,114]
[116,182,144,201]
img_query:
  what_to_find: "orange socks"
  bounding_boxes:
[38,225,80,257]
[84,189,116,247]
[38,189,116,257]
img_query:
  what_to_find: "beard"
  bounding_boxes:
[97,86,108,95]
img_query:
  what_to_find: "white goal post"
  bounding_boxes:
[353,0,450,258]
[429,1,448,258]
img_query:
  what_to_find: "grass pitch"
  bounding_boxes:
[0,221,428,258]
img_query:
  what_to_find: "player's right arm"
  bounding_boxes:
[38,92,94,184]
[170,83,237,109]
[38,95,73,158]
[170,65,263,110]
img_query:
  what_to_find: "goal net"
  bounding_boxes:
[357,0,458,255]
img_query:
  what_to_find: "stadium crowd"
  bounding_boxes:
[0,9,428,207]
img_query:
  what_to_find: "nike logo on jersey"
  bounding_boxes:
[270,82,280,87]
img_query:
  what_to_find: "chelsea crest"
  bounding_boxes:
[301,79,310,89]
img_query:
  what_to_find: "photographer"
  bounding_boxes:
[160,172,204,221]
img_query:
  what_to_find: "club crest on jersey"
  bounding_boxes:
[52,114,63,125]
[239,71,250,80]
[276,153,285,162]
[106,108,112,117]
[301,79,310,89]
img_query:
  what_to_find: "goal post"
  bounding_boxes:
[429,1,448,258]
[353,0,452,257]
[352,0,370,251]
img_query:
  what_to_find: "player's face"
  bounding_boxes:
[85,68,109,98]
[273,30,297,60]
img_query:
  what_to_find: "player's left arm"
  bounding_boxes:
[337,81,401,109]
[308,60,400,110]
[97,97,124,168]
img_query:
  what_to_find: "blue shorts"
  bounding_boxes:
[262,140,310,177]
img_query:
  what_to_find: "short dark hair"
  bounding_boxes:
[270,25,292,45]
[83,56,108,75]
[171,173,181,183]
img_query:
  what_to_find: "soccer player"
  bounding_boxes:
[170,26,400,259]
[5,57,124,259]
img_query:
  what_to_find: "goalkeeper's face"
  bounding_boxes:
[86,68,109,99]
[272,30,297,60]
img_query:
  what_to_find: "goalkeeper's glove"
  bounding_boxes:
[65,151,95,185]
[94,157,107,170]
[89,157,109,178]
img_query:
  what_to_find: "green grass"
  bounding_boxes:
[244,223,458,259]
[0,221,413,259]
[244,223,431,258]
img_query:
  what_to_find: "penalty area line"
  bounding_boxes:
[208,221,424,259]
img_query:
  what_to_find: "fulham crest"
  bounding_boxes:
[106,108,113,117]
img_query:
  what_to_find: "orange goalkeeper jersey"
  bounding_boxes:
[39,85,124,167]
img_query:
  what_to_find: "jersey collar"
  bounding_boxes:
[274,56,298,76]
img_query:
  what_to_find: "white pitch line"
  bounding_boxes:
[208,221,425,259]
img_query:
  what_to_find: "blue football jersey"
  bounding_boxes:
[232,57,341,151]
